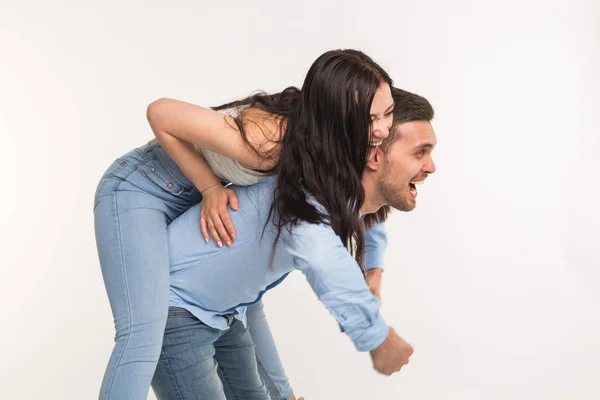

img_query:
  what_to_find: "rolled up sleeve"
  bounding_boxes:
[282,221,389,352]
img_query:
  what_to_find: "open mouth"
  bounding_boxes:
[409,179,425,198]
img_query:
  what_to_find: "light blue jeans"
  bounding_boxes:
[94,141,293,400]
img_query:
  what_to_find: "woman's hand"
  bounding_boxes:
[200,184,239,247]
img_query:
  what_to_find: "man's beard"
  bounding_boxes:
[378,175,415,212]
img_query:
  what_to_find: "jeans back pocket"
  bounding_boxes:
[136,160,189,196]
[93,158,130,210]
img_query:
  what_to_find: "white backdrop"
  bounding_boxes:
[1,1,599,399]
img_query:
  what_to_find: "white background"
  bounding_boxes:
[1,1,599,399]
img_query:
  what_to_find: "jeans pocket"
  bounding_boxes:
[136,160,196,198]
[93,158,129,210]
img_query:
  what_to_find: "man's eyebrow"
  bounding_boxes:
[371,102,395,117]
[411,143,435,151]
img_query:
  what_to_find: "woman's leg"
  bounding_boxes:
[247,301,295,400]
[94,144,201,400]
[95,189,173,399]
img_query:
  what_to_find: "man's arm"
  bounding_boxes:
[282,220,413,375]
[364,222,387,271]
[364,222,387,300]
[283,220,389,352]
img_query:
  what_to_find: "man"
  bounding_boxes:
[151,88,437,400]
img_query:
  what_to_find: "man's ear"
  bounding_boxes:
[366,146,384,171]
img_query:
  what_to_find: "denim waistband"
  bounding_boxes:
[134,140,194,189]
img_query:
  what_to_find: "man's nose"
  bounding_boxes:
[424,156,436,174]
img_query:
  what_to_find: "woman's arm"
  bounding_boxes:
[147,99,264,246]
[146,98,281,246]
[146,98,280,174]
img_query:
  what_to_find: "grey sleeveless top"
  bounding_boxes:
[195,107,268,186]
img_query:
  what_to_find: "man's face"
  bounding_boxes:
[378,121,437,211]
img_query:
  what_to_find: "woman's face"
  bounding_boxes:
[369,83,395,146]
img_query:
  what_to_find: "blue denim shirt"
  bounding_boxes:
[167,176,389,352]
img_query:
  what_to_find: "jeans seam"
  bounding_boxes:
[218,366,236,400]
[96,160,141,207]
[160,348,187,400]
[256,357,284,400]
[104,190,134,399]
[94,180,108,211]
[94,160,129,211]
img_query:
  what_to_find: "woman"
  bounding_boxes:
[94,49,394,399]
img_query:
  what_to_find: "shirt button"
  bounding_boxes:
[167,183,173,189]
[150,167,155,172]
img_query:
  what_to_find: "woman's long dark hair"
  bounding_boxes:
[214,49,392,271]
